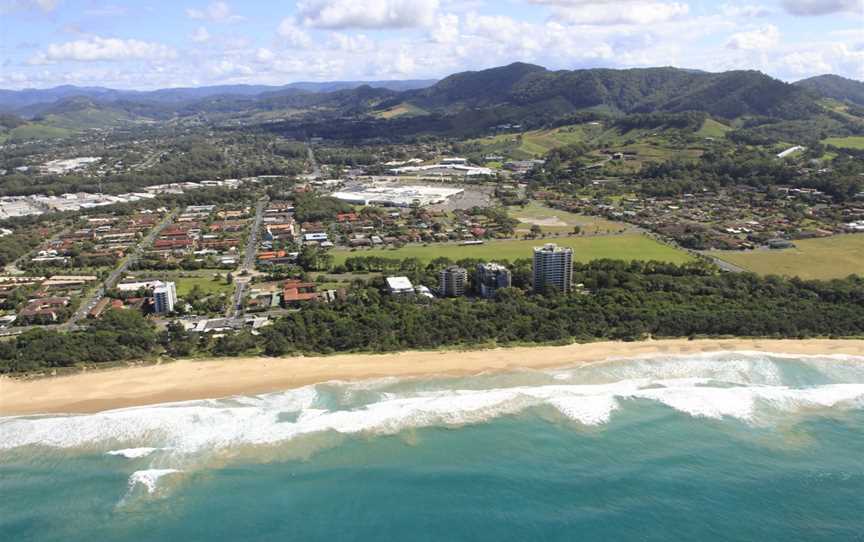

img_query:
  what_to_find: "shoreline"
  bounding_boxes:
[2,338,864,416]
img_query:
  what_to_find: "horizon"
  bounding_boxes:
[0,1,862,91]
[1,63,861,94]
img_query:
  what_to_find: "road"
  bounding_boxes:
[307,144,321,179]
[227,198,267,318]
[63,208,180,328]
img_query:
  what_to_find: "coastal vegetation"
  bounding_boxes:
[2,260,863,374]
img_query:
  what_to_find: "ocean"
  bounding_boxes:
[2,351,864,541]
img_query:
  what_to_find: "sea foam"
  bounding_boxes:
[2,352,863,457]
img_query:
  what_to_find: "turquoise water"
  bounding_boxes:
[3,352,864,541]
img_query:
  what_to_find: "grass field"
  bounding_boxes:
[332,234,695,265]
[374,103,428,119]
[508,202,632,234]
[138,269,234,297]
[467,123,602,159]
[823,136,864,150]
[7,123,72,141]
[696,118,731,138]
[714,235,864,280]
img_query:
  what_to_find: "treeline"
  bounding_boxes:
[2,261,863,374]
[640,147,864,200]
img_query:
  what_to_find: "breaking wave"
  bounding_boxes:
[2,351,863,496]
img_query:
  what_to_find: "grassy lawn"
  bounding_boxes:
[823,136,864,150]
[174,276,234,297]
[508,202,632,234]
[133,269,234,297]
[332,234,695,265]
[713,234,864,280]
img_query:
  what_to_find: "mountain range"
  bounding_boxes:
[1,63,862,140]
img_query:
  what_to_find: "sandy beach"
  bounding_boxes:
[2,338,864,416]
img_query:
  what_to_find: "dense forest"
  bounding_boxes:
[2,260,862,374]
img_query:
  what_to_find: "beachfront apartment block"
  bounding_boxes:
[153,281,178,314]
[532,244,573,294]
[439,266,468,297]
[476,263,512,299]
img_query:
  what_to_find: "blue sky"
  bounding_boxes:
[0,0,861,89]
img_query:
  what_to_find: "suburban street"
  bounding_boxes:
[64,208,180,328]
[227,198,267,318]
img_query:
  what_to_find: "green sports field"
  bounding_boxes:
[331,234,695,265]
[714,234,864,280]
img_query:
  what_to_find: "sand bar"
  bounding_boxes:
[2,339,864,416]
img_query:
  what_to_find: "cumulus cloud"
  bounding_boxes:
[208,60,252,77]
[781,0,863,15]
[191,27,211,43]
[186,1,243,23]
[725,24,780,50]
[29,36,177,63]
[538,1,691,25]
[1,0,59,13]
[720,3,773,17]
[277,19,313,49]
[296,0,439,29]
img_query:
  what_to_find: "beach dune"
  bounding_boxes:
[2,339,864,416]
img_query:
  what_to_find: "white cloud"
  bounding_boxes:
[1,0,59,13]
[185,1,243,23]
[725,24,780,50]
[329,33,376,53]
[781,0,863,15]
[430,13,460,44]
[296,0,439,29]
[277,19,313,49]
[542,1,691,26]
[208,60,253,77]
[191,26,211,43]
[720,3,772,17]
[256,48,275,62]
[29,36,177,64]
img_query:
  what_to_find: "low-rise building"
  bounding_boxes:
[386,276,414,295]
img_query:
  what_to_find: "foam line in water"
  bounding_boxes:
[106,447,162,459]
[127,469,181,494]
[2,353,864,456]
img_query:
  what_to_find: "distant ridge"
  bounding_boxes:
[794,74,864,107]
[0,79,437,114]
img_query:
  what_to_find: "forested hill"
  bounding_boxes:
[794,74,864,106]
[397,63,822,120]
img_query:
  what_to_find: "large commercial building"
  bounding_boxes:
[476,263,512,299]
[439,266,468,297]
[153,281,178,314]
[532,244,573,294]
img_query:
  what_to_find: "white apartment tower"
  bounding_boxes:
[153,281,178,314]
[532,244,573,294]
